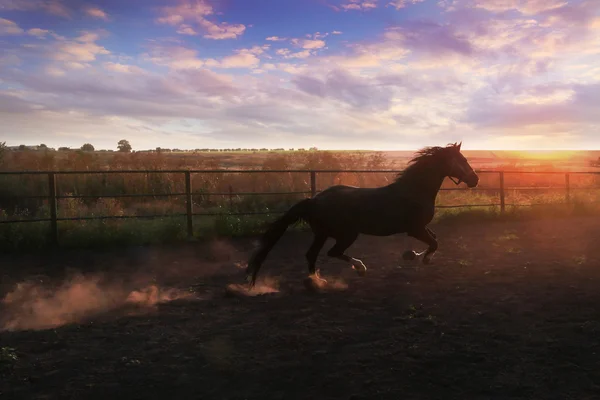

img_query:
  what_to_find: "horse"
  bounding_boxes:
[245,142,479,289]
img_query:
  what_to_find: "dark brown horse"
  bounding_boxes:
[245,142,479,288]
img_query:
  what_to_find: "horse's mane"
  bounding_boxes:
[395,143,460,181]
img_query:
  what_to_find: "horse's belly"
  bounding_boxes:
[359,225,401,236]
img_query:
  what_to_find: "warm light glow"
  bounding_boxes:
[505,151,581,160]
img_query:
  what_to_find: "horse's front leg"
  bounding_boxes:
[426,227,437,239]
[402,227,438,264]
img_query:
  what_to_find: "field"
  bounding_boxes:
[1,216,600,399]
[2,148,600,250]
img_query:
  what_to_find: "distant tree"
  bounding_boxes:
[39,143,48,149]
[81,143,95,152]
[0,141,6,165]
[58,147,70,151]
[117,139,132,152]
[18,144,28,151]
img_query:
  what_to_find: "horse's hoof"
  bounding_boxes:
[402,250,417,261]
[422,256,434,265]
[304,276,327,291]
[352,263,367,277]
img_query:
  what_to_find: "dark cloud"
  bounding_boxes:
[386,20,476,58]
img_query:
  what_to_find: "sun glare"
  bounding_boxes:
[510,151,580,160]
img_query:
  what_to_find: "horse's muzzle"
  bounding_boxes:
[464,172,479,188]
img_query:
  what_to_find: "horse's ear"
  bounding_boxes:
[457,141,462,151]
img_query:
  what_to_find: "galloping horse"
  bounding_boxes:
[245,142,479,288]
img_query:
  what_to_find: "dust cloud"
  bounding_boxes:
[225,276,280,297]
[0,273,195,332]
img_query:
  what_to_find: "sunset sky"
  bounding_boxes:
[1,0,599,151]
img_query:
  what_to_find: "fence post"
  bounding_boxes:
[48,172,58,246]
[565,173,571,204]
[499,171,506,213]
[184,171,193,239]
[310,171,316,198]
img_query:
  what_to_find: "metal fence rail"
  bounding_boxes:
[1,169,599,245]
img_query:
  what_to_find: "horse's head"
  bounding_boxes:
[443,142,479,188]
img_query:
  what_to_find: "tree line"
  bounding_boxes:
[4,140,320,153]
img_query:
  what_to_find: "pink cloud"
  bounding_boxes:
[144,45,204,70]
[266,36,288,41]
[156,0,245,40]
[103,62,144,74]
[291,38,326,49]
[27,28,50,38]
[0,18,24,35]
[472,0,568,15]
[84,6,109,21]
[387,0,425,10]
[340,0,378,11]
[384,20,475,58]
[176,24,197,35]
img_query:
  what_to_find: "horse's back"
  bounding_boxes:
[313,184,375,198]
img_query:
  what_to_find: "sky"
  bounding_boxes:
[0,0,599,151]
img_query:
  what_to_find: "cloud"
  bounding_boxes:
[340,0,378,11]
[292,38,326,49]
[197,18,246,40]
[293,68,395,111]
[146,43,268,71]
[103,62,144,74]
[387,0,425,10]
[156,0,246,40]
[144,45,205,70]
[27,28,50,38]
[176,24,197,35]
[84,6,109,21]
[276,48,312,59]
[384,21,475,58]
[0,18,24,35]
[209,52,260,69]
[471,0,568,15]
[0,0,71,18]
[465,82,600,130]
[266,36,287,41]
[51,31,110,63]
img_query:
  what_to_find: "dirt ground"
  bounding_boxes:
[1,217,600,400]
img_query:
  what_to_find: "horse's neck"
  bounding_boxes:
[391,167,446,202]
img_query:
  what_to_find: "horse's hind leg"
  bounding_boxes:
[306,233,327,280]
[327,233,366,276]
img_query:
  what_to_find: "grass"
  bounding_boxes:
[0,347,18,374]
[2,149,600,251]
[2,202,599,252]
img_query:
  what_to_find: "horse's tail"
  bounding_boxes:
[246,198,312,286]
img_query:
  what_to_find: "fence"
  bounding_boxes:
[0,169,598,245]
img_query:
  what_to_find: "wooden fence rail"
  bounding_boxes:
[1,169,599,245]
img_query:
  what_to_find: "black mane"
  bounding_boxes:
[395,143,460,181]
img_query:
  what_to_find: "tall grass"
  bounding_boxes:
[1,149,599,251]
